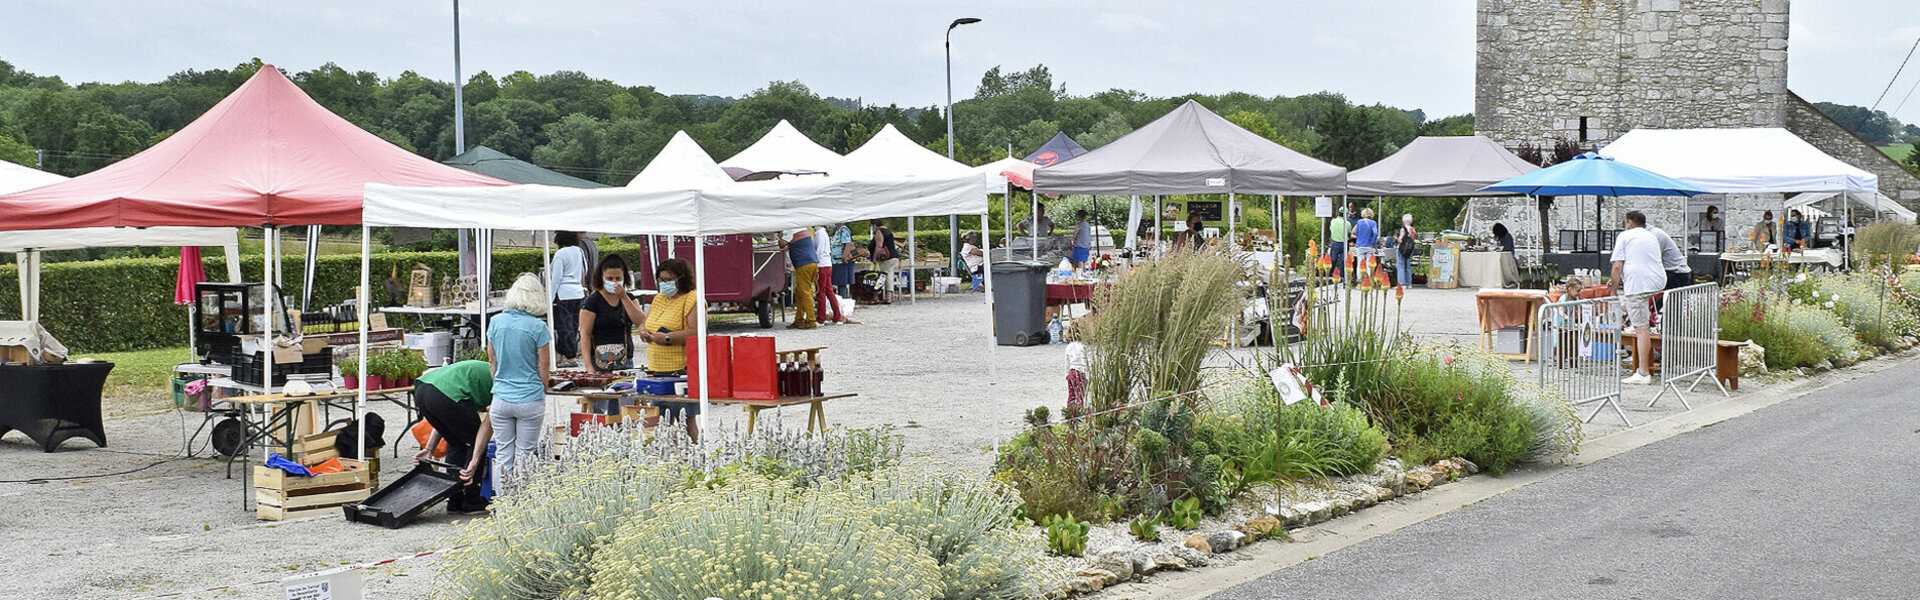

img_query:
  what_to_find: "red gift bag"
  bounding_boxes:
[684,335,732,399]
[731,336,779,399]
[569,413,608,437]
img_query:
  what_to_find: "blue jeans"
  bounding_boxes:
[1329,242,1346,279]
[489,399,546,492]
[1395,254,1412,287]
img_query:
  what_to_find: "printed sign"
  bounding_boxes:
[1205,177,1227,187]
[1314,196,1333,218]
[1268,364,1326,407]
[1186,201,1223,222]
[283,568,364,600]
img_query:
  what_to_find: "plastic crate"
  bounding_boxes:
[231,351,333,387]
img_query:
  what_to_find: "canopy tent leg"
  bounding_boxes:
[1228,192,1237,253]
[1032,190,1040,261]
[303,225,320,312]
[261,226,276,462]
[1595,196,1605,273]
[479,229,492,361]
[223,243,242,283]
[356,226,371,462]
[908,220,917,304]
[1270,194,1281,349]
[1003,184,1013,250]
[1123,195,1141,253]
[543,231,556,371]
[694,234,710,440]
[982,197,999,450]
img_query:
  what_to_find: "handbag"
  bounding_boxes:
[873,229,894,261]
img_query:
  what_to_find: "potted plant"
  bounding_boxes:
[364,351,391,390]
[338,355,361,389]
[398,350,428,387]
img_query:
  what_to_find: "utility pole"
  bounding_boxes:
[946,17,981,270]
[452,0,466,154]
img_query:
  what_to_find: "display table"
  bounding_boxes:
[1475,290,1548,362]
[1045,282,1102,307]
[709,394,857,434]
[1458,251,1521,288]
[0,362,113,452]
[1720,248,1843,282]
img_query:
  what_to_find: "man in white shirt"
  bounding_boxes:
[548,231,587,366]
[1611,211,1665,385]
[813,225,846,324]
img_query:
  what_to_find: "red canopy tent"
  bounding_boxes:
[0,65,506,230]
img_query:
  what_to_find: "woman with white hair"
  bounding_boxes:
[1394,213,1418,287]
[1353,207,1380,270]
[488,273,552,489]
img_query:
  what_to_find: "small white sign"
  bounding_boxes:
[1205,177,1227,187]
[283,568,364,600]
[1314,196,1333,218]
[1267,364,1325,407]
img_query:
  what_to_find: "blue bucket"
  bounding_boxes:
[480,441,496,499]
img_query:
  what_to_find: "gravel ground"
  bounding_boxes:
[0,286,1717,599]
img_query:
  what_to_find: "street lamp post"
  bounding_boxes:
[946,17,980,280]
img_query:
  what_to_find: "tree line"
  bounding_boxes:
[0,58,1476,184]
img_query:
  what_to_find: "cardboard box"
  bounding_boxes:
[299,337,329,354]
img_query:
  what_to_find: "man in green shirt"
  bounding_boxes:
[415,359,494,512]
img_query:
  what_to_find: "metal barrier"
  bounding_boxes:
[1537,297,1630,426]
[1650,282,1729,409]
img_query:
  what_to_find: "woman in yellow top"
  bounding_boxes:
[640,258,703,441]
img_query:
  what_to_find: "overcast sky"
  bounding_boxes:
[2,0,1916,121]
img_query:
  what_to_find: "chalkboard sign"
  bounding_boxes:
[1187,201,1223,222]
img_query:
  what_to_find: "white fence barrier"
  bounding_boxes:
[1537,297,1631,426]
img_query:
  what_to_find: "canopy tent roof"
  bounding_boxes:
[842,124,972,178]
[1347,135,1541,197]
[1023,132,1088,167]
[1598,128,1878,194]
[366,131,987,236]
[719,119,848,174]
[1034,100,1346,195]
[0,66,506,232]
[0,226,238,253]
[444,146,606,188]
[1481,154,1708,197]
[628,131,741,190]
[0,161,67,195]
[1787,191,1917,223]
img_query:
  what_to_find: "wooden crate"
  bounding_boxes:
[254,458,375,521]
[291,430,340,465]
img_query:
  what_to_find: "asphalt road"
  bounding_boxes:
[1210,359,1920,600]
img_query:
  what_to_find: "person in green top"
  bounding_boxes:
[415,359,494,512]
[1328,208,1352,281]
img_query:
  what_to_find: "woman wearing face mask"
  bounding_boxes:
[638,258,704,441]
[577,254,645,413]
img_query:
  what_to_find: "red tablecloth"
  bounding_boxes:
[1045,283,1101,307]
[1476,290,1548,332]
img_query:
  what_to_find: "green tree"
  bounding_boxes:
[1903,141,1920,178]
[0,130,34,167]
[1081,111,1133,149]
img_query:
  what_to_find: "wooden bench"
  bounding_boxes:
[1619,332,1743,391]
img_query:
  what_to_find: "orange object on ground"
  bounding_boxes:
[410,420,448,459]
[307,457,344,474]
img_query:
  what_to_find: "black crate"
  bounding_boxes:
[231,351,333,387]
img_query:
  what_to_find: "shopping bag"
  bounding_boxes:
[410,420,448,459]
[731,335,779,399]
[684,335,732,399]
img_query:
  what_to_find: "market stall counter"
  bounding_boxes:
[0,361,113,452]
[1476,289,1549,362]
[1458,251,1521,288]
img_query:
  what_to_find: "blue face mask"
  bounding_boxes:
[658,280,678,296]
[603,280,620,294]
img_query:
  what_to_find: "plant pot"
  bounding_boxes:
[343,375,360,389]
[365,375,386,390]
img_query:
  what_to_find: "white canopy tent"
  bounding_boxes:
[1601,127,1883,265]
[1787,191,1916,223]
[358,130,992,453]
[1599,128,1878,194]
[0,160,66,195]
[842,124,978,301]
[973,156,1031,250]
[719,119,848,174]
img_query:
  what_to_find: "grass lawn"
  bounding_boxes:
[78,346,196,417]
[1882,144,1914,162]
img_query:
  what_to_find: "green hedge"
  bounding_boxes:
[0,249,549,353]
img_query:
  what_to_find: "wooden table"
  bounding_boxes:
[708,393,856,434]
[1476,290,1549,362]
[1619,332,1743,391]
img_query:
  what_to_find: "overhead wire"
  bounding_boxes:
[1870,35,1920,112]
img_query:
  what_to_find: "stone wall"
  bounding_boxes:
[1784,92,1920,206]
[1476,0,1791,149]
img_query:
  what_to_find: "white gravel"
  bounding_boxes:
[0,286,1706,599]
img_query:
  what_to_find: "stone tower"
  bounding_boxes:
[1471,0,1920,256]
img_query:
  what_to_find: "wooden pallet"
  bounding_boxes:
[254,458,376,521]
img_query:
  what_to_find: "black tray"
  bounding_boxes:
[342,459,463,529]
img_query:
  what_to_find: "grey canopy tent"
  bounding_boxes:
[1033,99,1347,345]
[1347,135,1540,197]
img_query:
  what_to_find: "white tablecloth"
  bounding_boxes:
[1458,251,1521,288]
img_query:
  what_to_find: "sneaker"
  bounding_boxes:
[1622,373,1653,385]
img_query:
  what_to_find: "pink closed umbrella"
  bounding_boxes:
[175,246,207,305]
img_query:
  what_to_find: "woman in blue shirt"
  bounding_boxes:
[487,273,552,491]
[830,222,856,298]
[1353,208,1381,268]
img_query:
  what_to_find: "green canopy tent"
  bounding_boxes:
[443,146,609,188]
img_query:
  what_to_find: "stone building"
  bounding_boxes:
[1469,0,1920,257]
